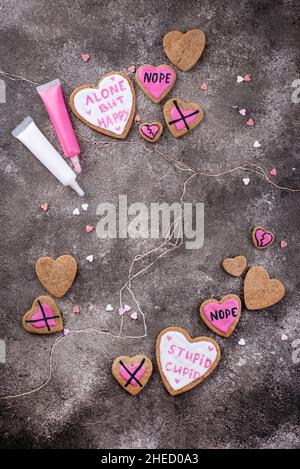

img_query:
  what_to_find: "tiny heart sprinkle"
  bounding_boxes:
[243,177,250,185]
[81,204,89,211]
[124,305,131,312]
[64,328,70,336]
[200,82,208,91]
[134,114,141,122]
[280,240,288,248]
[106,304,114,312]
[237,75,244,83]
[281,334,288,341]
[246,118,254,126]
[40,202,48,211]
[130,312,138,320]
[238,339,246,346]
[243,74,251,81]
[73,208,80,215]
[72,305,80,314]
[239,108,246,116]
[118,307,125,316]
[86,255,93,262]
[253,140,261,148]
[81,53,90,62]
[270,168,277,176]
[85,225,94,233]
[128,65,136,73]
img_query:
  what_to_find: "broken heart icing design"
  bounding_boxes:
[70,72,136,139]
[156,327,221,396]
[139,121,163,143]
[135,64,176,103]
[141,124,159,139]
[252,226,274,249]
[200,294,242,337]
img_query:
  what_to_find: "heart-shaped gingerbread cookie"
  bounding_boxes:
[199,294,242,337]
[163,98,204,138]
[112,355,153,396]
[163,29,206,71]
[22,296,63,334]
[35,255,77,298]
[135,64,176,103]
[244,266,285,310]
[252,226,275,249]
[139,121,163,143]
[222,256,247,277]
[70,71,136,139]
[156,327,221,396]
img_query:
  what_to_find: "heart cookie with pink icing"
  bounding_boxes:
[199,294,242,337]
[22,296,63,335]
[139,121,163,143]
[163,98,204,138]
[156,327,221,396]
[112,355,153,396]
[70,71,136,139]
[135,64,176,103]
[252,226,275,249]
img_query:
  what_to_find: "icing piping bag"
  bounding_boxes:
[37,79,81,173]
[12,117,84,196]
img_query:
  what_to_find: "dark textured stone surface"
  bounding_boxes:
[0,0,299,449]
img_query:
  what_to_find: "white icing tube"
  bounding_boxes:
[12,117,84,197]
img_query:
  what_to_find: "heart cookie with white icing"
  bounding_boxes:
[70,71,136,139]
[156,327,221,396]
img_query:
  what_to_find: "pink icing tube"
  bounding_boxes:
[37,79,81,173]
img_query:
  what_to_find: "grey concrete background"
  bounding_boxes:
[0,0,299,449]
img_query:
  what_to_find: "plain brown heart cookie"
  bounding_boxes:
[22,296,63,335]
[222,256,247,277]
[244,266,285,310]
[163,97,204,138]
[35,255,77,298]
[112,355,153,396]
[163,29,206,71]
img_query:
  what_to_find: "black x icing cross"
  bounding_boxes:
[119,358,146,388]
[25,300,59,332]
[168,100,200,131]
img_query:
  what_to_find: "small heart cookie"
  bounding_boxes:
[244,266,285,310]
[135,64,176,103]
[163,29,206,71]
[22,296,63,334]
[156,327,221,396]
[139,121,163,143]
[163,98,204,138]
[222,256,247,277]
[252,226,275,249]
[199,294,242,337]
[35,255,77,298]
[70,71,136,139]
[112,355,153,396]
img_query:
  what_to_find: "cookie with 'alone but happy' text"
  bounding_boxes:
[156,327,221,396]
[112,355,153,396]
[70,71,136,139]
[22,296,63,334]
[163,98,204,138]
[135,64,176,103]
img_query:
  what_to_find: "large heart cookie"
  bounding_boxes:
[70,71,136,139]
[163,29,206,71]
[139,121,163,143]
[35,255,77,298]
[163,98,204,138]
[22,296,63,334]
[252,226,275,249]
[222,256,247,277]
[112,355,153,396]
[244,266,285,310]
[156,327,221,396]
[199,294,241,337]
[135,64,176,103]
